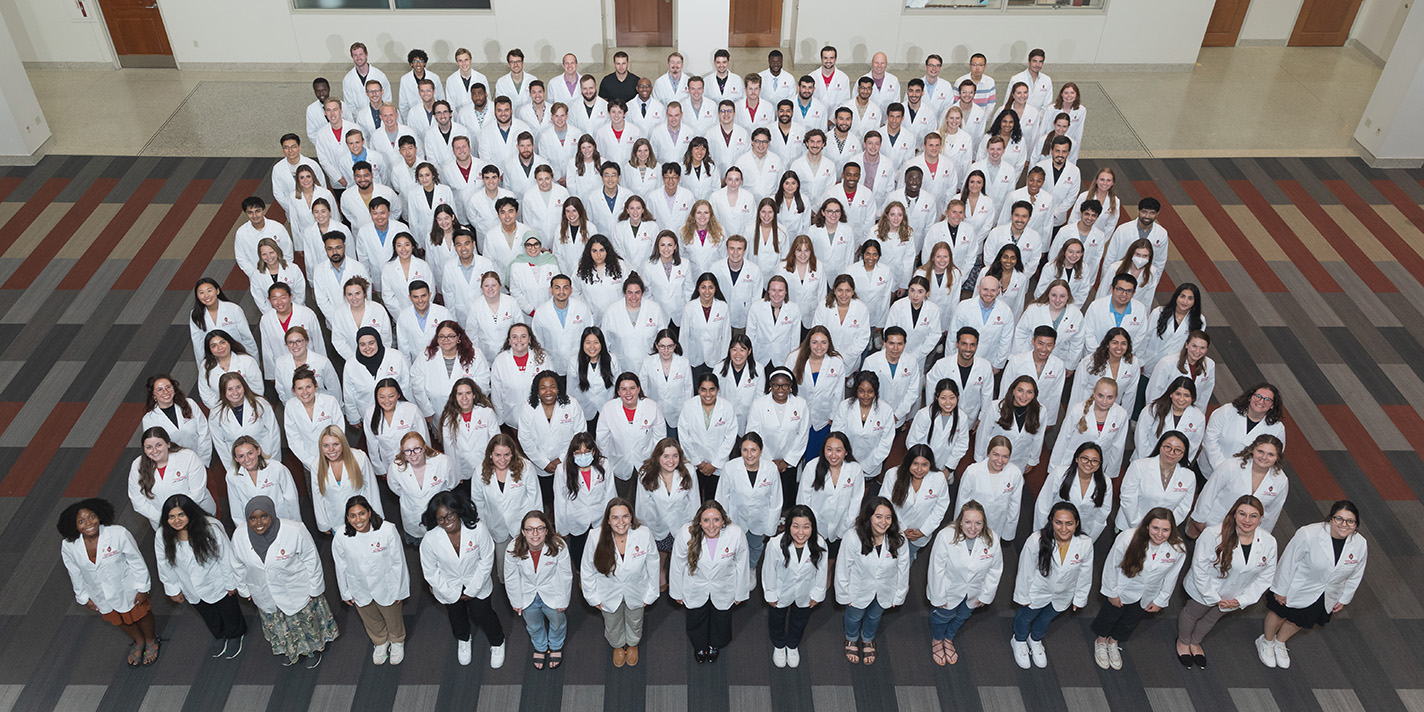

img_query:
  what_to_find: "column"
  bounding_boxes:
[1353,2,1423,166]
[674,0,731,76]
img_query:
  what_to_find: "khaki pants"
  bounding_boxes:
[355,600,407,645]
[602,601,645,648]
[1177,598,1229,646]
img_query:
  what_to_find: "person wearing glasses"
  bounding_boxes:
[1081,273,1150,358]
[1256,501,1367,668]
[1200,383,1285,477]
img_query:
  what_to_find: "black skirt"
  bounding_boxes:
[1264,589,1332,629]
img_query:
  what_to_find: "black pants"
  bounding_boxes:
[194,593,248,640]
[445,596,505,645]
[686,603,733,649]
[779,463,799,513]
[697,472,720,502]
[1091,600,1149,641]
[538,474,555,514]
[566,531,589,567]
[615,473,638,504]
[768,603,813,649]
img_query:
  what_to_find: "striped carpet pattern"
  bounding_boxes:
[0,155,1423,712]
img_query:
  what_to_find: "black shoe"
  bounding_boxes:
[225,636,244,660]
[694,648,708,663]
[707,647,720,662]
[1193,654,1207,669]
[1178,654,1195,669]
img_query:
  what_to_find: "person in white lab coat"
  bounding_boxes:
[926,501,1004,666]
[129,427,216,531]
[59,498,159,667]
[955,435,1025,542]
[439,377,499,484]
[671,501,751,663]
[1177,495,1277,669]
[950,276,1016,370]
[463,270,525,364]
[1081,273,1151,358]
[882,444,952,560]
[787,327,849,461]
[813,276,872,372]
[410,319,491,418]
[342,329,410,428]
[1051,378,1130,482]
[1144,330,1216,410]
[747,367,812,513]
[1136,378,1207,465]
[199,330,265,411]
[678,373,740,496]
[310,425,384,536]
[143,374,212,468]
[282,365,343,477]
[1035,443,1114,542]
[1258,501,1367,669]
[836,497,911,666]
[636,438,702,585]
[361,379,428,480]
[488,323,553,427]
[332,495,410,666]
[385,431,455,543]
[227,436,301,529]
[1141,283,1204,382]
[251,241,307,317]
[470,434,544,581]
[189,278,258,368]
[907,379,970,483]
[713,432,780,564]
[1191,434,1289,537]
[797,432,865,553]
[976,376,1047,471]
[762,504,828,668]
[1070,328,1143,418]
[831,372,896,480]
[155,495,246,657]
[505,510,573,669]
[235,197,295,284]
[1199,383,1286,477]
[581,498,660,667]
[1092,509,1187,670]
[746,276,801,369]
[598,372,666,498]
[1117,431,1197,533]
[232,496,337,668]
[419,491,507,668]
[1011,503,1094,669]
[517,370,584,500]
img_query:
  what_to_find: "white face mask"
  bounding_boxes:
[573,452,594,468]
[1131,255,1149,269]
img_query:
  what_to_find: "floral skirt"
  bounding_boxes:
[259,596,339,660]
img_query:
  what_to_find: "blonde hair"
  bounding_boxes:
[315,425,364,494]
[1075,377,1118,434]
[680,200,724,246]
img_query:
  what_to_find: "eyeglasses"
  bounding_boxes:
[1112,286,1135,294]
[437,333,459,340]
[522,525,547,533]
[436,512,458,523]
[1251,393,1275,404]
[1077,457,1102,466]
[1161,445,1186,455]
[402,447,424,455]
[1331,516,1357,527]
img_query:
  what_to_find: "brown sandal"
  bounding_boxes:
[141,640,160,666]
[945,640,959,665]
[862,640,877,665]
[126,643,143,667]
[844,639,860,664]
[932,640,949,666]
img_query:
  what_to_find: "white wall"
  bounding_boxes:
[1351,0,1409,60]
[1,0,114,64]
[0,6,50,155]
[1354,0,1420,160]
[1239,0,1304,42]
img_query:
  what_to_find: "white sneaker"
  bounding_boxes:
[490,643,506,669]
[1027,638,1048,668]
[786,648,801,668]
[1273,640,1291,669]
[773,647,787,668]
[388,642,405,665]
[1093,641,1111,669]
[372,642,389,665]
[1255,635,1277,668]
[1108,644,1123,670]
[457,639,472,666]
[1011,638,1031,669]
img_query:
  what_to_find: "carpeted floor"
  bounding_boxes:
[0,155,1422,712]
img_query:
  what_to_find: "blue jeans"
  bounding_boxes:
[746,531,766,570]
[844,600,885,641]
[1012,604,1061,642]
[929,598,976,641]
[522,594,567,651]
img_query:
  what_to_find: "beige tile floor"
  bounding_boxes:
[23,45,1380,158]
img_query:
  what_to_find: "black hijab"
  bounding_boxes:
[355,326,385,378]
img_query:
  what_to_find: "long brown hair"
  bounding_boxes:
[1120,507,1185,578]
[511,509,566,559]
[875,202,912,244]
[439,377,496,437]
[639,438,693,492]
[1088,327,1135,375]
[791,326,841,383]
[917,241,957,299]
[1213,495,1264,577]
[680,200,724,245]
[592,498,641,576]
[137,427,185,499]
[145,374,193,421]
[782,234,817,272]
[215,372,265,421]
[315,425,364,495]
[684,500,732,575]
[481,433,527,485]
[994,375,1041,434]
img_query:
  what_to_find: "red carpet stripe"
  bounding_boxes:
[0,402,86,497]
[113,179,211,290]
[0,402,23,441]
[0,178,69,256]
[1278,179,1395,292]
[1281,411,1347,502]
[1228,179,1340,293]
[65,402,146,498]
[1181,180,1286,293]
[0,176,20,203]
[3,178,117,290]
[1316,404,1414,501]
[59,178,165,290]
[1131,180,1231,292]
[1328,179,1424,287]
[167,179,261,290]
[1374,179,1424,238]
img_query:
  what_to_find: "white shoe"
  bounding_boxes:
[490,643,506,669]
[1011,638,1031,669]
[1272,640,1291,669]
[1255,635,1277,668]
[1108,643,1122,670]
[1093,641,1111,669]
[457,639,472,666]
[388,642,405,665]
[773,647,787,668]
[786,648,800,668]
[372,642,389,665]
[1028,638,1048,668]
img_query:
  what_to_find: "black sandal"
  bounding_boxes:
[548,649,563,669]
[141,640,160,666]
[533,650,546,670]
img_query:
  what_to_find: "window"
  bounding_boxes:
[294,0,491,9]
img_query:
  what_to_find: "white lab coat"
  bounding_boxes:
[677,397,739,477]
[386,453,457,539]
[1103,219,1168,285]
[465,294,525,363]
[775,268,823,329]
[1013,531,1095,611]
[330,301,393,365]
[954,459,1025,541]
[1273,523,1367,611]
[1100,528,1187,608]
[143,400,213,468]
[1193,460,1290,533]
[1135,405,1207,466]
[155,517,239,604]
[469,462,544,543]
[882,468,952,538]
[256,304,321,376]
[1069,354,1143,419]
[1200,406,1286,476]
[382,259,439,322]
[1049,402,1129,481]
[441,406,498,481]
[949,297,1016,368]
[861,352,921,426]
[226,460,301,529]
[882,298,942,373]
[746,301,801,368]
[975,399,1047,469]
[190,302,259,368]
[517,400,586,472]
[1012,302,1086,371]
[807,224,856,279]
[1115,456,1198,532]
[575,263,628,318]
[906,407,970,476]
[530,297,598,376]
[309,449,384,534]
[199,354,266,411]
[796,459,865,542]
[745,393,812,468]
[1081,298,1152,360]
[128,448,216,530]
[235,220,294,283]
[341,349,411,426]
[488,349,552,426]
[611,220,660,266]
[282,394,343,475]
[714,456,782,536]
[927,528,1005,610]
[924,356,995,427]
[709,260,764,330]
[505,539,574,610]
[580,525,660,611]
[362,401,428,477]
[232,518,325,616]
[789,354,848,431]
[761,535,830,608]
[600,301,666,373]
[420,522,497,604]
[1183,525,1277,609]
[272,352,340,408]
[642,259,693,325]
[639,354,692,428]
[1032,466,1115,542]
[553,458,616,536]
[679,299,733,368]
[410,348,491,418]
[61,525,150,614]
[1144,354,1216,411]
[596,398,664,479]
[831,398,896,478]
[714,360,763,434]
[332,521,410,606]
[671,524,751,609]
[1000,351,1069,429]
[638,473,701,541]
[835,534,911,609]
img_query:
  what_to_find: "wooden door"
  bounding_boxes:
[1201,0,1251,47]
[730,0,783,47]
[1288,0,1364,46]
[615,0,673,46]
[97,0,174,66]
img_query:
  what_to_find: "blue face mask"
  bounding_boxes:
[573,452,595,468]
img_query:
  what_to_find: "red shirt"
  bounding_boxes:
[623,406,637,422]
[513,353,530,371]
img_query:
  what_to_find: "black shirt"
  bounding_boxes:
[599,72,640,103]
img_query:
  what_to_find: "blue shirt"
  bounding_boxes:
[1109,300,1133,327]
[554,304,568,326]
[603,190,618,213]
[979,300,995,323]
